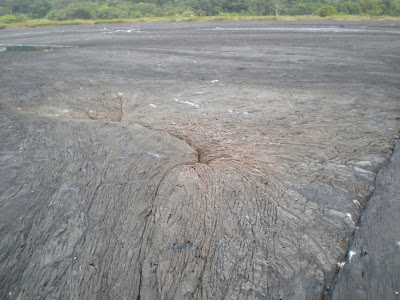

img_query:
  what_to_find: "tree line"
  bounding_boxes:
[0,0,399,23]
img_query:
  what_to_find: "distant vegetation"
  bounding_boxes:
[0,0,399,25]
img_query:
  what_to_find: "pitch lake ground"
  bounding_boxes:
[0,21,399,299]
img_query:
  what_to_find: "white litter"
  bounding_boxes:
[348,250,356,261]
[174,98,200,109]
[149,104,157,108]
[354,167,374,175]
[353,199,362,208]
[356,161,372,167]
[346,213,354,225]
[148,151,165,158]
[112,29,136,33]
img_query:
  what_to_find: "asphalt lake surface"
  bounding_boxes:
[0,21,399,299]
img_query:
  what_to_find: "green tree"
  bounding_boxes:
[64,3,93,19]
[343,3,362,14]
[0,6,9,16]
[318,5,337,17]
[31,0,51,18]
[360,0,385,15]
[289,3,313,15]
[0,13,28,23]
[96,5,121,19]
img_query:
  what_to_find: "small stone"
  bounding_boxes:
[395,291,399,295]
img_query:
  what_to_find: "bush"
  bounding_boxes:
[96,5,121,19]
[135,3,162,17]
[335,3,349,14]
[59,3,99,20]
[289,3,313,15]
[47,10,61,20]
[318,5,337,17]
[344,2,362,14]
[197,9,207,16]
[114,3,135,18]
[0,14,28,24]
[67,7,91,19]
[30,0,51,19]
[181,9,196,17]
[0,6,9,17]
[360,0,385,15]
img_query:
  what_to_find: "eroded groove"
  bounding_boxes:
[76,93,124,122]
[133,122,216,165]
[325,139,400,299]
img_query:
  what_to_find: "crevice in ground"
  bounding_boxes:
[4,101,395,299]
[322,135,400,299]
[78,93,123,122]
[135,122,222,165]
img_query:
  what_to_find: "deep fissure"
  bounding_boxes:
[322,137,399,299]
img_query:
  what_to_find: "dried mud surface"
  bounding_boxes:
[0,21,399,299]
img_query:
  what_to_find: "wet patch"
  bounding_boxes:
[104,27,141,34]
[0,44,76,53]
[204,27,400,35]
[148,151,165,159]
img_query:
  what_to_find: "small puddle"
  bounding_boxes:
[0,44,76,53]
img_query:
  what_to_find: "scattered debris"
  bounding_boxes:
[354,167,374,175]
[348,250,356,262]
[148,151,165,158]
[356,161,372,167]
[345,213,354,225]
[337,261,346,268]
[228,109,253,116]
[353,199,363,209]
[173,98,201,109]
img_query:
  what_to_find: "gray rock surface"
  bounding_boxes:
[0,21,399,299]
[328,141,400,300]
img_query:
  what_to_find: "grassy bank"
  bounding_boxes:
[2,14,400,29]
